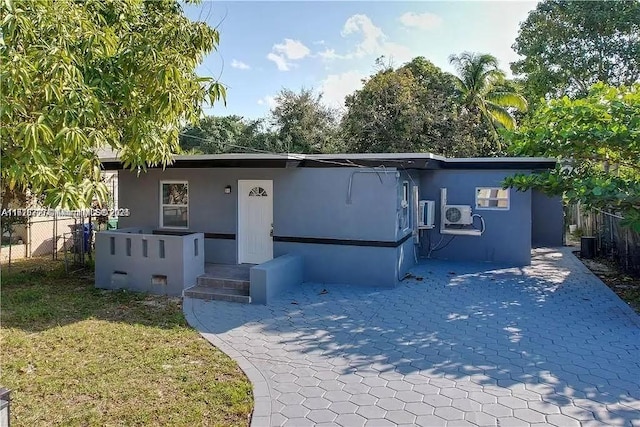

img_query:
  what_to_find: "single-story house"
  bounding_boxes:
[95,153,563,303]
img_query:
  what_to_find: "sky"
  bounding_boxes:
[182,1,539,119]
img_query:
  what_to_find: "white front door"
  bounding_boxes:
[238,180,273,264]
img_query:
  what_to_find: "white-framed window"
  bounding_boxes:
[401,181,410,230]
[160,181,189,228]
[476,187,510,210]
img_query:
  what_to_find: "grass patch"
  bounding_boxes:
[1,257,253,426]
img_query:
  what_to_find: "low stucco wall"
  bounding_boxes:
[5,216,76,259]
[95,229,204,296]
[29,217,77,256]
[1,244,26,262]
[250,254,303,305]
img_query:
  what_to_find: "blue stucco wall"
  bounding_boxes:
[250,254,303,304]
[119,167,399,241]
[275,168,398,241]
[118,168,285,236]
[115,166,549,284]
[274,242,399,287]
[395,236,416,280]
[118,167,403,287]
[203,239,236,264]
[531,190,564,247]
[419,169,532,266]
[95,228,204,296]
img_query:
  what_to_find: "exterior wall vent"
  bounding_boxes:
[111,271,128,288]
[151,275,167,286]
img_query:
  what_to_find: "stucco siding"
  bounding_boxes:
[203,238,236,264]
[396,234,416,281]
[118,167,403,286]
[274,242,399,287]
[419,169,532,266]
[275,168,398,241]
[119,167,399,241]
[532,190,564,247]
[115,166,544,284]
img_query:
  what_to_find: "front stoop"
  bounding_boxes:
[184,264,252,304]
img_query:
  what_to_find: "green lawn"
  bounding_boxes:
[0,258,253,426]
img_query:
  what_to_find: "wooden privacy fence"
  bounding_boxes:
[567,203,640,276]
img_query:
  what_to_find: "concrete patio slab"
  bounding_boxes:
[184,248,640,427]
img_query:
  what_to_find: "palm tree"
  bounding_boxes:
[449,52,527,147]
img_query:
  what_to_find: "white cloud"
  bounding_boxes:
[267,38,311,71]
[267,53,291,71]
[319,70,366,111]
[313,40,326,45]
[317,48,351,61]
[273,38,311,60]
[257,95,277,109]
[326,14,414,64]
[341,14,386,57]
[231,59,250,70]
[398,12,443,31]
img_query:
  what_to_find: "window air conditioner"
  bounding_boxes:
[444,205,473,225]
[418,200,435,228]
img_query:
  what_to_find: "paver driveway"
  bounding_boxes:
[184,248,640,427]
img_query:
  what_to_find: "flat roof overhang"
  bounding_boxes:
[438,157,557,171]
[101,152,557,171]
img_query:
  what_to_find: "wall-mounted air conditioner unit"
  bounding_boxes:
[443,205,473,225]
[418,200,435,228]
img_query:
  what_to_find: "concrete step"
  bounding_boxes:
[184,285,251,304]
[204,263,251,281]
[196,276,250,292]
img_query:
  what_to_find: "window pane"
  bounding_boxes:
[477,188,491,199]
[163,183,188,205]
[249,187,267,197]
[477,188,509,210]
[162,206,188,227]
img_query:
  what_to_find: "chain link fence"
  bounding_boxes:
[0,214,114,270]
[567,203,640,276]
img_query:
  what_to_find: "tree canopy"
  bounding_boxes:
[341,57,495,157]
[0,0,225,208]
[449,52,527,140]
[269,88,340,154]
[179,116,274,154]
[512,0,640,101]
[179,88,340,155]
[503,83,640,230]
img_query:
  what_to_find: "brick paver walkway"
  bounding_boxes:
[184,248,640,427]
